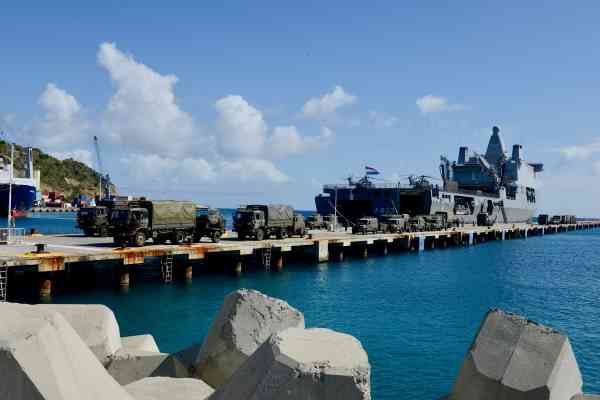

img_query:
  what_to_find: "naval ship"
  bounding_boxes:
[315,127,543,224]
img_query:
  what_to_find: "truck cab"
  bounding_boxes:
[354,217,379,234]
[234,209,265,240]
[111,207,149,246]
[77,205,111,237]
[195,207,225,242]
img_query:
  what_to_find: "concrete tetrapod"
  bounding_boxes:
[451,309,583,400]
[106,349,190,385]
[194,289,305,388]
[125,377,214,400]
[0,302,133,400]
[36,304,122,365]
[208,327,371,400]
[122,334,160,353]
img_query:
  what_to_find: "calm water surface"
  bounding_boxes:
[13,214,600,399]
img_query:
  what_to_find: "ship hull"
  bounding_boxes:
[316,189,536,225]
[0,184,36,216]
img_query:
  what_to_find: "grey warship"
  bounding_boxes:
[315,126,543,224]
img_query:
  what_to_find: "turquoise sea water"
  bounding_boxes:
[9,215,600,399]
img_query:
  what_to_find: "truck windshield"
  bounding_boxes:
[111,209,130,222]
[235,212,253,222]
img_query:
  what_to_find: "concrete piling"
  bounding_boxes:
[233,260,243,275]
[274,254,283,271]
[184,265,193,281]
[39,277,52,299]
[315,240,329,263]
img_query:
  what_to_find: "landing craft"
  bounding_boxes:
[315,126,543,225]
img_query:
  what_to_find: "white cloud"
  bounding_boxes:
[269,125,334,158]
[120,153,216,188]
[219,158,289,183]
[52,149,95,168]
[416,95,466,114]
[215,95,267,157]
[368,111,398,128]
[559,141,600,161]
[98,42,199,158]
[30,83,89,150]
[302,85,357,120]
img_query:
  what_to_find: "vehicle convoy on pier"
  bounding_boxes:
[234,204,306,241]
[111,200,198,246]
[315,126,543,226]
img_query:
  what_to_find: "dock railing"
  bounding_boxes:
[0,228,26,245]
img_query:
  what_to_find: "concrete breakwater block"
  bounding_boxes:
[125,377,214,400]
[122,334,160,353]
[0,302,133,400]
[36,304,122,365]
[208,327,371,400]
[451,309,583,400]
[194,289,305,388]
[106,349,189,385]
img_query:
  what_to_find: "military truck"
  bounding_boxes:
[306,213,327,230]
[379,214,409,233]
[111,200,196,246]
[407,216,426,232]
[234,204,305,241]
[476,212,495,227]
[353,217,379,234]
[538,214,549,225]
[76,200,114,236]
[194,207,225,243]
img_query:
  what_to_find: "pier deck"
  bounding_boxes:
[0,221,598,298]
[0,222,598,270]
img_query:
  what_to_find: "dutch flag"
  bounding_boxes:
[365,165,380,175]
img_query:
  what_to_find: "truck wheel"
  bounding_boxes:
[211,231,221,243]
[99,227,108,237]
[133,231,146,247]
[238,233,245,241]
[256,229,265,241]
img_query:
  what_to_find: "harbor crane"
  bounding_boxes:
[93,136,111,200]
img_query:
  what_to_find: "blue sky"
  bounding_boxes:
[1,2,600,214]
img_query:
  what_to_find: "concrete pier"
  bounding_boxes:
[0,221,597,298]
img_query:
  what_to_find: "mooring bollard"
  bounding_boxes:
[39,278,52,299]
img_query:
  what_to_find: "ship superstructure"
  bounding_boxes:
[315,127,543,224]
[0,147,37,215]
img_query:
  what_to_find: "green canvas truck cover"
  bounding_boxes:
[151,200,196,228]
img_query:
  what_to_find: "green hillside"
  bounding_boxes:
[0,141,114,201]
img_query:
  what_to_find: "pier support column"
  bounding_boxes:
[418,235,425,252]
[501,230,506,240]
[119,270,130,288]
[184,265,193,281]
[315,240,329,263]
[361,245,368,259]
[39,276,52,300]
[233,260,243,275]
[381,243,388,256]
[524,229,528,238]
[274,254,284,271]
[468,232,474,246]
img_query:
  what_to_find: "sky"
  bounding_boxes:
[1,1,600,214]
